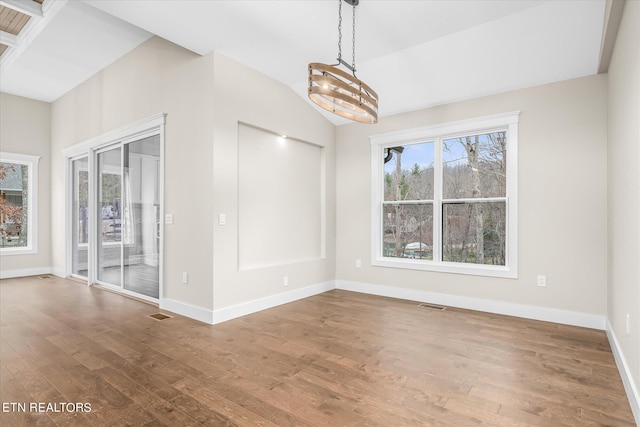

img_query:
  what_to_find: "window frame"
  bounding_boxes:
[370,112,519,278]
[0,152,40,255]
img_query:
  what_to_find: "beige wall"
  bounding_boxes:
[51,37,216,309]
[49,37,336,315]
[0,93,51,275]
[211,52,336,310]
[607,0,640,409]
[336,74,608,318]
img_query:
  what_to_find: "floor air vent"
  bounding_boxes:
[38,275,54,279]
[418,303,447,311]
[149,313,172,321]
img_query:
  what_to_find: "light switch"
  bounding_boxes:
[219,213,226,226]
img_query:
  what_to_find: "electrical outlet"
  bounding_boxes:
[283,276,288,287]
[356,259,362,268]
[537,275,546,287]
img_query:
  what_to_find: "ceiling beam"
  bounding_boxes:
[0,0,43,18]
[0,0,67,72]
[0,30,19,48]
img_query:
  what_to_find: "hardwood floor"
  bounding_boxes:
[0,275,635,426]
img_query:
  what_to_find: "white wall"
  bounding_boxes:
[0,93,51,277]
[607,0,640,419]
[336,74,608,326]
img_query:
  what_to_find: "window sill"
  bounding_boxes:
[0,247,37,256]
[372,257,517,279]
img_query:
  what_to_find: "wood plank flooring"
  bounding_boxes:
[0,275,635,426]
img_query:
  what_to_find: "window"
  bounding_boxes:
[371,112,518,278]
[0,152,40,254]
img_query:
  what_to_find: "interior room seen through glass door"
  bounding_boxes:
[71,156,89,278]
[122,136,160,299]
[97,147,122,286]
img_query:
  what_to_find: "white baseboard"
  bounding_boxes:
[0,266,53,280]
[606,318,640,425]
[336,280,606,330]
[160,281,335,325]
[160,298,214,324]
[51,268,66,279]
[162,279,606,330]
[210,281,335,325]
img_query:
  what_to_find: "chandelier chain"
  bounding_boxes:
[337,0,357,73]
[337,0,343,62]
[352,3,356,73]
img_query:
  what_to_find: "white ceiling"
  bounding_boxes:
[0,0,607,125]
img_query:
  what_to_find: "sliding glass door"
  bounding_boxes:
[79,134,162,300]
[96,146,122,286]
[123,136,161,298]
[65,115,165,302]
[96,135,161,298]
[71,157,89,277]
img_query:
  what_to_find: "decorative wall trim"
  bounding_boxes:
[210,281,335,325]
[335,280,606,330]
[606,318,640,425]
[0,267,52,279]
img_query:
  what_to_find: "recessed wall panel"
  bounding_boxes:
[238,124,323,270]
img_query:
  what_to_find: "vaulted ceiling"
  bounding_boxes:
[0,0,614,125]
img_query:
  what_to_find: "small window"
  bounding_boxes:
[0,152,40,254]
[371,112,518,278]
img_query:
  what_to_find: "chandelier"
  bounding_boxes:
[308,0,378,124]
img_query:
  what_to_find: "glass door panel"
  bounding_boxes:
[71,157,89,277]
[123,136,160,298]
[97,147,122,286]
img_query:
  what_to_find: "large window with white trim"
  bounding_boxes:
[0,152,39,254]
[371,112,518,278]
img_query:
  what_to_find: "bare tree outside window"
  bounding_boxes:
[442,132,507,265]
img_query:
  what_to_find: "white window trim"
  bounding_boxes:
[370,111,519,278]
[0,152,40,255]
